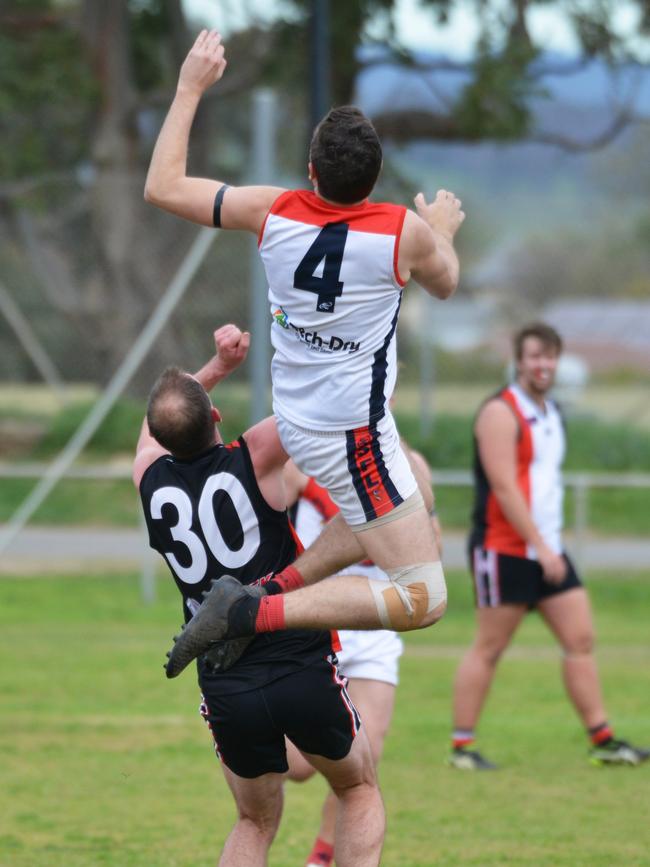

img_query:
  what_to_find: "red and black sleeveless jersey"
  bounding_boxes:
[139,436,333,692]
[469,384,565,559]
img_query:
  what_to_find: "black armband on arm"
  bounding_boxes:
[213,184,230,228]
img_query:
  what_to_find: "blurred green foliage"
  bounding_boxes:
[0,4,97,182]
[397,411,650,473]
[19,394,650,473]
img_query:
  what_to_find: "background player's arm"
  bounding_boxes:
[403,444,434,513]
[406,446,442,553]
[144,29,284,234]
[398,191,464,298]
[476,400,567,584]
[132,324,249,488]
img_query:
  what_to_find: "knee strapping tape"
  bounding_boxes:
[370,562,447,630]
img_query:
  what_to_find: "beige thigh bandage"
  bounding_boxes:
[350,489,424,533]
[370,562,447,630]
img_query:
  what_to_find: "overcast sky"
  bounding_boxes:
[182,0,644,60]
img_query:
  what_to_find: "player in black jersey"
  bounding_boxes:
[133,324,384,867]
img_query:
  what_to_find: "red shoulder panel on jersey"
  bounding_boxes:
[484,387,533,557]
[267,189,407,236]
[257,189,291,247]
[393,206,407,287]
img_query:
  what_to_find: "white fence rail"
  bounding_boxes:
[0,462,650,602]
[2,463,648,581]
[430,470,650,570]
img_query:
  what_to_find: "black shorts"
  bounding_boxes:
[199,654,361,779]
[469,546,582,609]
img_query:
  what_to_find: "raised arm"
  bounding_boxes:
[397,190,465,298]
[132,324,250,488]
[144,29,285,234]
[476,399,567,584]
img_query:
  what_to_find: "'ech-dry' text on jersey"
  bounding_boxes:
[139,437,333,692]
[470,383,565,559]
[259,190,407,431]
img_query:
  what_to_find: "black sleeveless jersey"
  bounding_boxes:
[139,436,333,692]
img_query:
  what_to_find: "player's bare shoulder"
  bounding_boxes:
[475,396,518,440]
[398,209,436,265]
[220,184,288,234]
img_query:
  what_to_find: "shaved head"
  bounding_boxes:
[147,367,216,459]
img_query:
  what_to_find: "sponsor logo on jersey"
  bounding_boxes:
[272,305,361,353]
[272,307,290,329]
[289,324,361,354]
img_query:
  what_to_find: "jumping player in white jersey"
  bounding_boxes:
[448,323,649,770]
[145,30,464,674]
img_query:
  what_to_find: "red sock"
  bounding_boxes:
[452,729,475,750]
[272,564,305,593]
[589,722,614,745]
[306,836,334,867]
[254,595,286,633]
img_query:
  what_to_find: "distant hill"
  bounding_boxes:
[355,50,650,235]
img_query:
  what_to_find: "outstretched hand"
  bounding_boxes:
[178,29,227,96]
[414,189,465,240]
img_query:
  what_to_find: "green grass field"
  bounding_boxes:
[2,569,649,866]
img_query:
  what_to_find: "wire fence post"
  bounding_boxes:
[249,88,276,425]
[139,509,157,605]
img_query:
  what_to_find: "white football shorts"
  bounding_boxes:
[276,410,417,527]
[336,628,403,686]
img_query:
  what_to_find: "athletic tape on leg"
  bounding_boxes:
[370,562,447,630]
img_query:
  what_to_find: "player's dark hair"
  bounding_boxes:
[513,322,563,360]
[146,367,215,459]
[309,106,382,204]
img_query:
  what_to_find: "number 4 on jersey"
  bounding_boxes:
[294,222,349,313]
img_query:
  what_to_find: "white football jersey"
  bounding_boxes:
[259,190,407,431]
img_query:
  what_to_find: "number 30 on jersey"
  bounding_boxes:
[148,471,260,585]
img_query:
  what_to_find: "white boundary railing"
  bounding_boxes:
[432,470,650,570]
[2,464,648,585]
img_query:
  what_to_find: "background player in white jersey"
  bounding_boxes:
[133,324,385,867]
[449,323,649,770]
[282,459,442,867]
[145,30,464,671]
